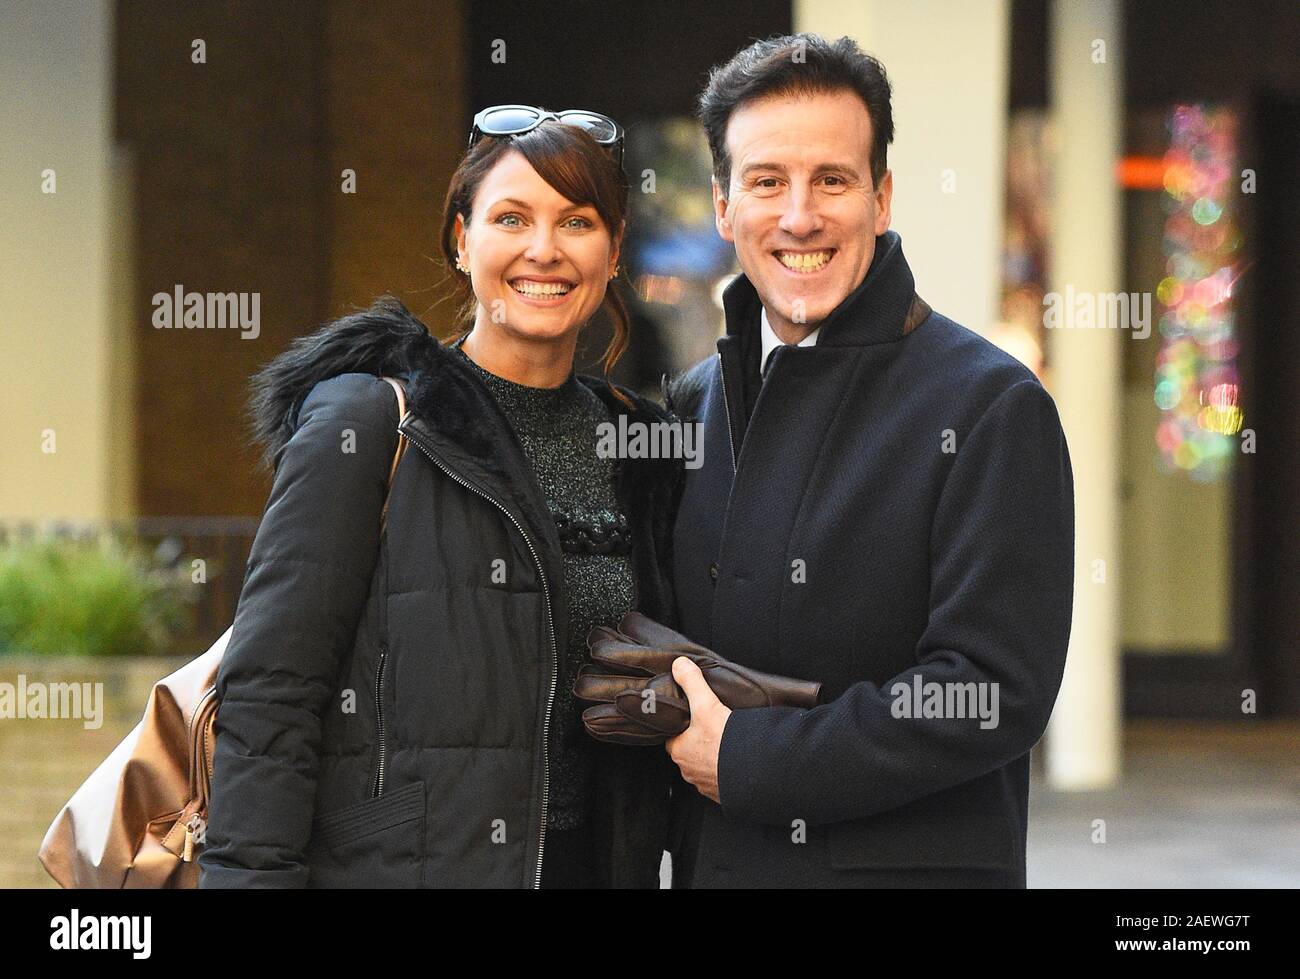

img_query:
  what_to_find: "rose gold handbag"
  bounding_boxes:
[38,377,410,888]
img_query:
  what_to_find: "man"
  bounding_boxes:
[661,33,1075,887]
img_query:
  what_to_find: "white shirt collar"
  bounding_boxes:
[760,306,820,375]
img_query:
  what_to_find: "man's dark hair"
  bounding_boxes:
[697,33,894,194]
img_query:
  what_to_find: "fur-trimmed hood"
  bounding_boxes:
[247,295,439,471]
[247,293,676,475]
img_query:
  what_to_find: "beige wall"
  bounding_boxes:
[0,0,131,521]
[795,0,1010,335]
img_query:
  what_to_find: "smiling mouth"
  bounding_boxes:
[774,249,836,274]
[510,278,575,298]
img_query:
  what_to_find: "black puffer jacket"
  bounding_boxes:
[198,296,682,888]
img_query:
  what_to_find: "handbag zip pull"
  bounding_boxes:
[182,813,206,862]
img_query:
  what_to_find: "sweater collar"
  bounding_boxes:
[721,229,920,349]
[401,321,677,503]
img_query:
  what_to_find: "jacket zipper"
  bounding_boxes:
[397,423,558,889]
[371,643,388,797]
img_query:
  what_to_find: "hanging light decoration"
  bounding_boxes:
[1154,104,1244,482]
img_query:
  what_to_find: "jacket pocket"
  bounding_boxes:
[306,780,427,887]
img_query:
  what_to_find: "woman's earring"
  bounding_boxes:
[456,258,469,274]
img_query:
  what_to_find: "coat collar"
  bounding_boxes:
[397,323,679,539]
[247,294,679,557]
[720,229,929,349]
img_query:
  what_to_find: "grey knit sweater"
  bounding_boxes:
[458,346,635,830]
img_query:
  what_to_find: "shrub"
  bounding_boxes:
[0,533,192,657]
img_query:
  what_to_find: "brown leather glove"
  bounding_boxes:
[574,611,823,746]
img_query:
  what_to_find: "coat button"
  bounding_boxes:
[708,562,719,582]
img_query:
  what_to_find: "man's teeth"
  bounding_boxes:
[777,250,833,272]
[512,280,571,297]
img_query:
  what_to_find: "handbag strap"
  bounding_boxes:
[378,376,410,536]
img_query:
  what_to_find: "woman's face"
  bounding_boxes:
[455,149,620,345]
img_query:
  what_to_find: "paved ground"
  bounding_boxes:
[1027,720,1300,888]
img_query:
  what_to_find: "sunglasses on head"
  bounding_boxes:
[468,104,625,169]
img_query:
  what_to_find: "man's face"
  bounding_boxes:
[714,89,893,340]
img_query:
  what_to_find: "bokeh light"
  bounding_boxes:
[1154,104,1244,479]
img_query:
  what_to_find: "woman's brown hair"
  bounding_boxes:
[438,119,633,407]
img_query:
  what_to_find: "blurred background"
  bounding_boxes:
[0,0,1296,887]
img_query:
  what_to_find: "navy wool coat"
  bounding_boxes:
[665,230,1075,888]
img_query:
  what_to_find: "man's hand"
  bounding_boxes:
[574,612,821,746]
[665,656,732,803]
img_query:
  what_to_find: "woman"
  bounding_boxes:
[198,107,681,888]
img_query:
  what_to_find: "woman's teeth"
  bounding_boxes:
[511,280,572,297]
[776,250,834,272]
